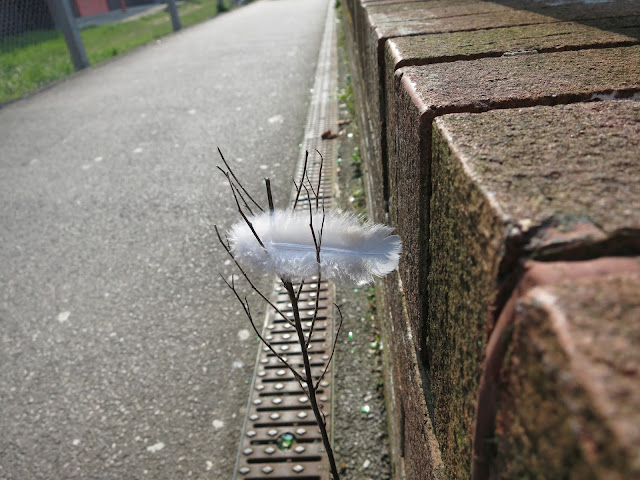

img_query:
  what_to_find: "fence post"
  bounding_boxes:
[45,0,89,71]
[166,0,182,31]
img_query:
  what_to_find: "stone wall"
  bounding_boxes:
[339,1,640,478]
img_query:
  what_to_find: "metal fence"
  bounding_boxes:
[1,0,243,103]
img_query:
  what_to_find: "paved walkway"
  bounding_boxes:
[0,0,329,477]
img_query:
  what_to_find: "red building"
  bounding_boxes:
[74,0,110,16]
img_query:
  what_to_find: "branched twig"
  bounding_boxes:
[220,274,306,384]
[218,150,341,480]
[215,225,295,328]
[282,280,340,479]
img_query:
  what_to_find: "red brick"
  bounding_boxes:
[426,101,640,478]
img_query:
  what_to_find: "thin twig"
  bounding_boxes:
[215,225,295,327]
[218,166,256,217]
[265,178,274,212]
[304,169,318,205]
[227,179,266,250]
[315,149,324,212]
[296,280,305,303]
[315,303,344,391]
[305,276,322,349]
[221,274,306,383]
[292,150,309,210]
[217,147,264,213]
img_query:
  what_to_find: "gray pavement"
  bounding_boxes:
[0,0,329,477]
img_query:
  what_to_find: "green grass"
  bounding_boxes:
[0,0,231,104]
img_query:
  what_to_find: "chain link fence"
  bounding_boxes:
[1,0,247,104]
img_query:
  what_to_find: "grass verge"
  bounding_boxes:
[0,0,236,104]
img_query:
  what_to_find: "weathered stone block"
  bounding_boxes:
[389,46,640,363]
[493,267,640,479]
[379,272,445,480]
[429,101,640,478]
[359,0,639,223]
[387,17,640,68]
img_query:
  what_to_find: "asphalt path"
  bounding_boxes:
[0,0,329,477]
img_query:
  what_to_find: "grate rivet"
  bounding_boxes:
[296,428,307,435]
[270,413,281,420]
[268,429,278,436]
[265,446,275,454]
[297,411,308,419]
[293,465,305,473]
[294,445,305,453]
[272,397,282,404]
[243,448,253,455]
[239,467,250,474]
[262,466,273,474]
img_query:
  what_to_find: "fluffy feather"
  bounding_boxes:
[228,209,402,285]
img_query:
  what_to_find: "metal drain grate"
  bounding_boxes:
[235,281,335,479]
[233,1,339,478]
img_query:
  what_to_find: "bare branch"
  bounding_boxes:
[215,225,295,327]
[315,303,344,391]
[217,148,264,213]
[220,273,306,384]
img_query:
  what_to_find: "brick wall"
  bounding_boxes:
[339,1,640,478]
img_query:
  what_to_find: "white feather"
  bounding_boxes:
[228,209,402,285]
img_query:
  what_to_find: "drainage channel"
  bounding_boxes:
[233,1,339,479]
